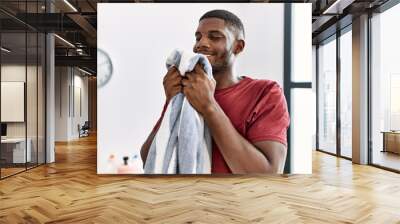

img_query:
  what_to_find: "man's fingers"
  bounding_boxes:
[194,63,206,75]
[182,79,196,89]
[170,86,181,96]
[182,86,190,96]
[168,86,182,101]
[194,63,202,71]
[164,66,175,79]
[174,86,182,93]
[168,65,177,73]
[169,75,182,85]
[181,78,189,87]
[165,66,180,79]
[165,71,182,85]
[185,71,195,81]
[166,79,182,90]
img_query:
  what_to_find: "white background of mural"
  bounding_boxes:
[97,3,311,174]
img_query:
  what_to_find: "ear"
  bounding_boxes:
[233,39,245,55]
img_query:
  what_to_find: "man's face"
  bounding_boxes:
[193,18,236,73]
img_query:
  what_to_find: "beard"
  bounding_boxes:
[210,52,233,74]
[211,62,228,74]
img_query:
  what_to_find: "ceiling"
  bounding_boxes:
[0,0,394,74]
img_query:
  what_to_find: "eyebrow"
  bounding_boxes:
[208,30,225,36]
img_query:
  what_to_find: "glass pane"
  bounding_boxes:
[371,4,400,171]
[0,1,46,178]
[27,31,38,169]
[1,31,27,177]
[26,0,38,169]
[38,33,45,165]
[318,37,337,154]
[292,4,312,82]
[340,29,352,158]
[292,88,315,173]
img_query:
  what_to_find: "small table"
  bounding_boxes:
[381,131,400,154]
[1,138,32,163]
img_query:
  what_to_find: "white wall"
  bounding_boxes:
[1,65,37,138]
[55,67,68,141]
[72,73,89,138]
[312,45,317,151]
[1,82,24,122]
[1,65,26,124]
[97,3,310,174]
[55,67,89,141]
[291,4,312,174]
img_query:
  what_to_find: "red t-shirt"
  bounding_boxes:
[154,76,290,174]
[212,76,290,173]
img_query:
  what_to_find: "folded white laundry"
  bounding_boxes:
[144,49,213,174]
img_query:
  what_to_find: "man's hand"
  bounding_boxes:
[163,66,183,103]
[181,63,217,115]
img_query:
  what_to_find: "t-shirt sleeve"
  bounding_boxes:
[151,100,169,133]
[246,82,290,146]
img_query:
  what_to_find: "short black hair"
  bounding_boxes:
[199,9,245,40]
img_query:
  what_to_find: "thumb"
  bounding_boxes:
[194,63,205,74]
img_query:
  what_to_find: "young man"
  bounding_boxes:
[141,9,290,174]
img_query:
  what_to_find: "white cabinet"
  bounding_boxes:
[1,138,32,163]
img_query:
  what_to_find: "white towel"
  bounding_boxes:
[144,49,213,174]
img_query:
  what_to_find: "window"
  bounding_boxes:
[0,1,47,179]
[370,2,400,171]
[317,36,337,155]
[339,28,352,158]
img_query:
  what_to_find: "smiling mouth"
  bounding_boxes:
[198,52,214,57]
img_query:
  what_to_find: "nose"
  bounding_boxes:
[195,36,210,51]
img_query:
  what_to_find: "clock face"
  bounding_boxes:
[97,48,113,88]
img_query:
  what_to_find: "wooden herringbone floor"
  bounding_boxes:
[1,134,400,224]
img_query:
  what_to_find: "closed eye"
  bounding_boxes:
[209,36,222,40]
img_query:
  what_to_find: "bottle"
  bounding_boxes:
[107,154,118,174]
[117,156,137,174]
[117,155,144,174]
